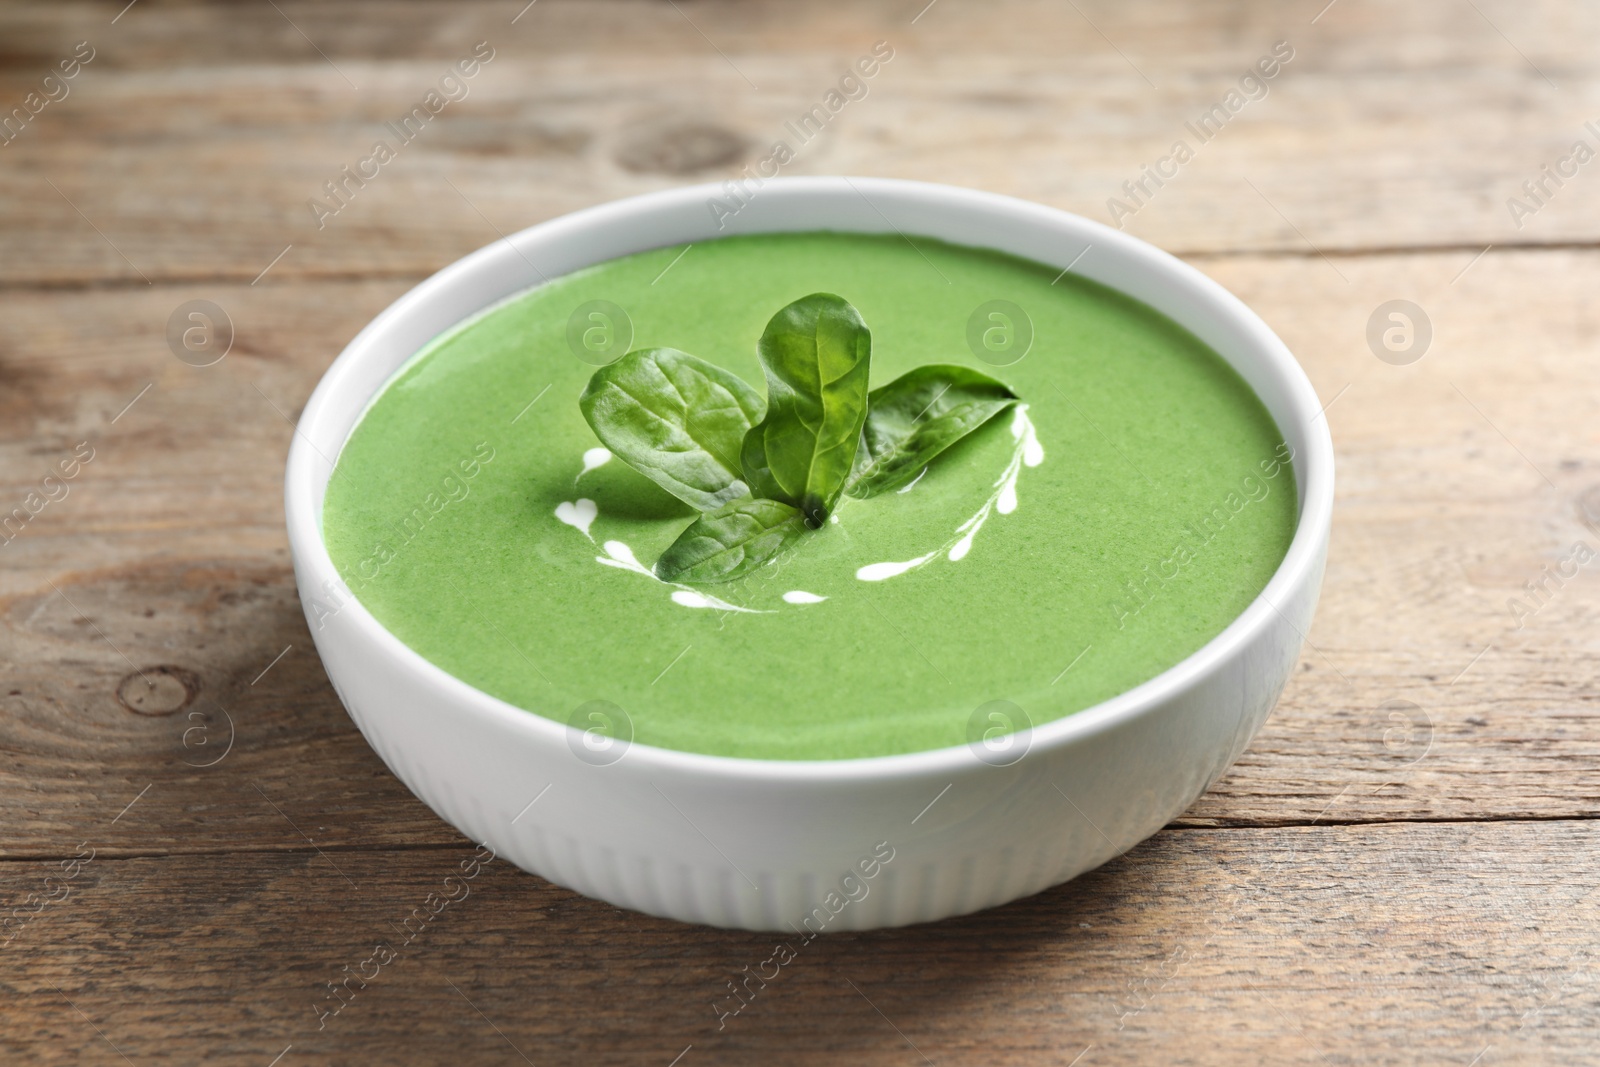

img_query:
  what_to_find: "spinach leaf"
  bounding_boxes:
[847,364,1017,497]
[579,347,764,512]
[654,498,808,584]
[740,294,871,528]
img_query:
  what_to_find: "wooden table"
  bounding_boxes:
[4,1,1598,1063]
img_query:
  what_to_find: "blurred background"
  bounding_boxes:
[3,2,1598,1064]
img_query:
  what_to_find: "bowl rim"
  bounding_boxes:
[286,176,1334,784]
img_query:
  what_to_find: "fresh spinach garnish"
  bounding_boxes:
[740,293,872,528]
[848,364,1017,497]
[577,294,1021,585]
[654,498,809,584]
[578,347,763,512]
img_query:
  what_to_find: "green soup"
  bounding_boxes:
[322,232,1296,761]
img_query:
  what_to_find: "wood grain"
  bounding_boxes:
[3,822,1598,1065]
[4,0,1599,1062]
[4,0,1600,287]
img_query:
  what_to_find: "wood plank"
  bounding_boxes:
[3,0,1600,285]
[1182,244,1600,825]
[0,277,463,855]
[1,245,1596,852]
[2,821,1597,1064]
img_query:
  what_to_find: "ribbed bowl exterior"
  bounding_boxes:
[305,547,1321,931]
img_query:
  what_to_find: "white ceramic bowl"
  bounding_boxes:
[286,177,1333,931]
